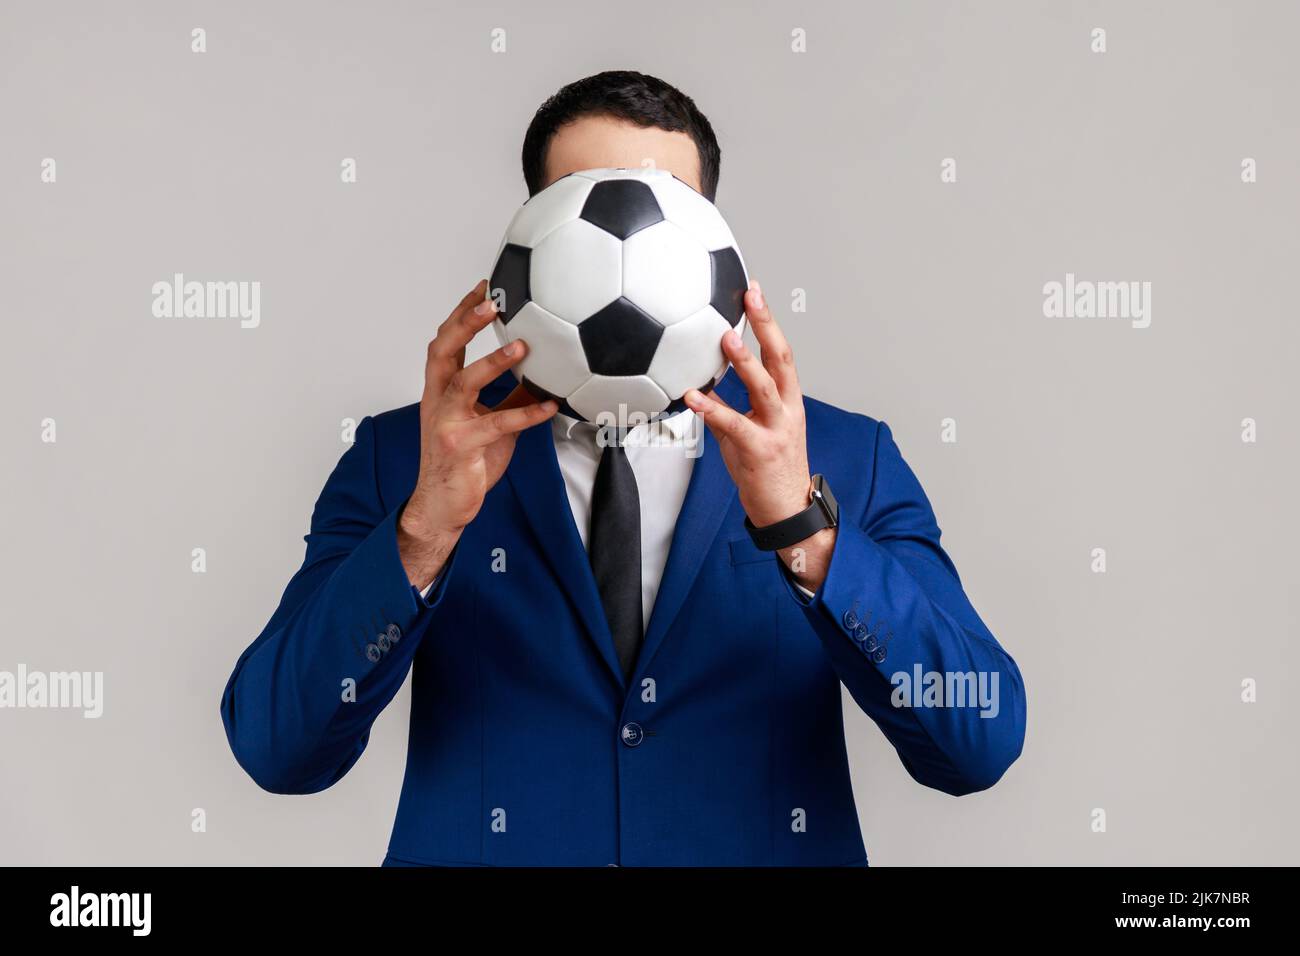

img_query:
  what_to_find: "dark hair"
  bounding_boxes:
[521,70,721,201]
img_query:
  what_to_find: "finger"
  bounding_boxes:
[426,280,488,387]
[743,280,800,401]
[426,280,497,392]
[461,398,560,446]
[451,279,490,322]
[721,323,783,422]
[683,386,760,444]
[444,340,529,416]
[439,279,494,349]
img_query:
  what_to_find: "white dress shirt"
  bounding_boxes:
[420,409,814,619]
[552,410,701,629]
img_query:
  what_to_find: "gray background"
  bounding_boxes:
[2,0,1296,865]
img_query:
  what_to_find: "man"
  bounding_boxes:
[220,71,1026,866]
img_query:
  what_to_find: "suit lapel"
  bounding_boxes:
[501,368,751,692]
[505,414,627,689]
[634,369,748,677]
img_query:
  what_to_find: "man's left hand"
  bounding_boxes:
[683,280,836,592]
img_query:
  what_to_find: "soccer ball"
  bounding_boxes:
[487,167,748,424]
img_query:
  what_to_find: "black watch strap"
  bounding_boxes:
[744,474,839,551]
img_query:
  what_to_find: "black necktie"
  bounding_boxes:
[589,439,642,680]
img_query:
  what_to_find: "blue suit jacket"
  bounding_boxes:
[220,369,1026,866]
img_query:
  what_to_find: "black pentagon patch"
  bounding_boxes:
[579,180,664,240]
[578,296,664,376]
[520,376,582,421]
[661,377,716,415]
[709,247,747,327]
[489,243,531,324]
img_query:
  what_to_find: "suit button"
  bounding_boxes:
[843,609,860,630]
[376,632,391,652]
[870,647,887,664]
[386,623,402,644]
[620,722,644,747]
[862,633,879,652]
[364,643,382,663]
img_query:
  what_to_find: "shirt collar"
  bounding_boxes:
[553,408,698,446]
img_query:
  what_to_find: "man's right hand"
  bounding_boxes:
[397,279,559,590]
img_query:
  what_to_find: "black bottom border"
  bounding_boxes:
[4,865,1286,941]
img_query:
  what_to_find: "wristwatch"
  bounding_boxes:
[744,474,839,551]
